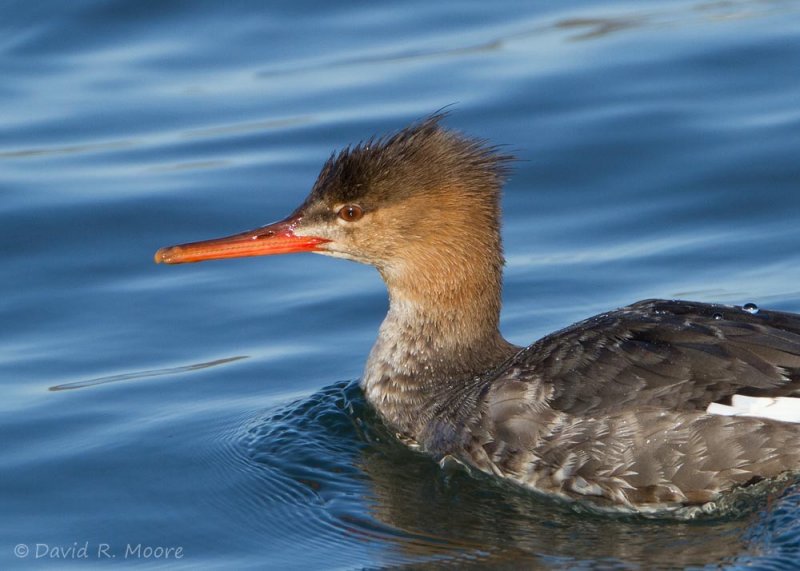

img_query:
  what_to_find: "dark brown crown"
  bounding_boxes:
[301,114,514,211]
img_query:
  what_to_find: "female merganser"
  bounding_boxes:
[155,115,800,509]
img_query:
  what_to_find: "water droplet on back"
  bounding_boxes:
[743,302,759,314]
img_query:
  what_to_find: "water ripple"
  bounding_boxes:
[198,380,800,568]
[48,356,247,391]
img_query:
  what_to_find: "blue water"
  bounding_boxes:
[3,0,800,568]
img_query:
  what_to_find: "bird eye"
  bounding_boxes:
[338,204,364,222]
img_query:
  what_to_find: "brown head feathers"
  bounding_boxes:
[302,113,514,212]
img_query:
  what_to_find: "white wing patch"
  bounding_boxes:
[707,395,800,423]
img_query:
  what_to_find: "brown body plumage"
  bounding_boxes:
[156,115,800,510]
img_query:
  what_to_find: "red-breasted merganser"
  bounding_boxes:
[155,115,800,510]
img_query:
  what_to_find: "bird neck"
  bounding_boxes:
[362,230,519,436]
